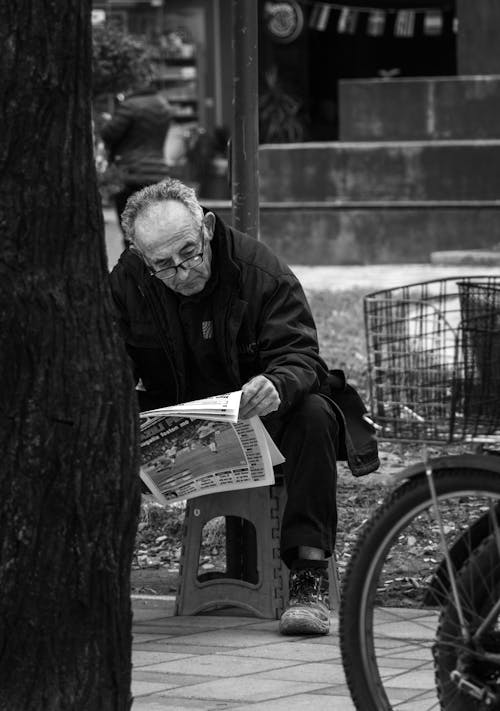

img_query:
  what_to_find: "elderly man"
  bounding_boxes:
[110,177,339,635]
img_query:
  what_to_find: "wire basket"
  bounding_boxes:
[458,281,500,436]
[364,275,500,443]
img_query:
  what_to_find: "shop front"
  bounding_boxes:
[93,1,459,158]
[259,0,457,142]
[94,1,500,263]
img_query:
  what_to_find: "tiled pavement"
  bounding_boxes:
[130,597,443,710]
[131,596,356,710]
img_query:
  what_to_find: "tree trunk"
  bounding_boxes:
[0,3,140,709]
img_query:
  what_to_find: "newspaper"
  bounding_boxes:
[139,391,285,504]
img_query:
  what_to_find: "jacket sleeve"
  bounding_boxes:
[257,272,329,414]
[109,267,141,386]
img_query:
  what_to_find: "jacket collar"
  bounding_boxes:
[207,211,241,291]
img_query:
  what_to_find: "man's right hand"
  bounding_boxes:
[239,375,280,420]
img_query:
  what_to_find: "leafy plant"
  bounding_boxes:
[259,66,305,143]
[92,23,155,97]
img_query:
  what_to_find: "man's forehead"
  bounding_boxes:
[137,200,191,231]
[135,200,196,250]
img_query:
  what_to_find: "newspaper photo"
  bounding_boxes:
[139,391,285,504]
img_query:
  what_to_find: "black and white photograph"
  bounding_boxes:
[2,1,500,708]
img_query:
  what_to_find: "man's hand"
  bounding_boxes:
[239,375,280,420]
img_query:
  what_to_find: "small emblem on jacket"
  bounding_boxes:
[238,341,258,355]
[202,320,214,339]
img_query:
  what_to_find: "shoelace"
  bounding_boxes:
[289,569,329,605]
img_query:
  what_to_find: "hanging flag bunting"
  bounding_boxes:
[423,9,443,35]
[394,10,416,37]
[366,9,386,37]
[308,3,320,28]
[337,7,358,35]
[309,2,332,31]
[295,2,453,39]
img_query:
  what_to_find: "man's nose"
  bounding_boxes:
[175,266,190,281]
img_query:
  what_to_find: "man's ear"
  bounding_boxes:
[204,211,216,241]
[129,242,143,258]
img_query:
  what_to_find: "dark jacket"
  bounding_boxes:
[109,214,379,476]
[101,89,172,187]
[109,215,328,413]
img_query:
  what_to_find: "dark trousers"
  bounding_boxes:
[265,393,339,569]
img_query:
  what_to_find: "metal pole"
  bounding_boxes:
[231,0,260,239]
[213,0,223,127]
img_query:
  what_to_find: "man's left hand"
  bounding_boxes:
[239,375,280,420]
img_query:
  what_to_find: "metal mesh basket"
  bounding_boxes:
[458,281,500,436]
[364,275,500,443]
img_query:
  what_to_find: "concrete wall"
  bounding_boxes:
[206,51,500,265]
[258,142,500,202]
[339,76,500,141]
[457,0,500,75]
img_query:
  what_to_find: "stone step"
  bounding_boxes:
[258,141,500,202]
[431,250,500,266]
[339,75,500,141]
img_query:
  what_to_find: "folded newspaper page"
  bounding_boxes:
[141,390,243,423]
[139,391,285,504]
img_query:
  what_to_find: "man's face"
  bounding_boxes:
[134,201,214,296]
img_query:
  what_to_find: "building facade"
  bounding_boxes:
[94,1,500,262]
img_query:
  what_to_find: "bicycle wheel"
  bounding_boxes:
[434,533,500,709]
[340,467,500,711]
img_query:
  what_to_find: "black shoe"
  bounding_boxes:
[279,564,331,635]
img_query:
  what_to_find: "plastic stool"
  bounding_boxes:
[175,481,341,619]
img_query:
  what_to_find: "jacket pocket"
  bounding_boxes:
[319,370,380,477]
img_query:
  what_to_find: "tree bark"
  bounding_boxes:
[0,3,140,709]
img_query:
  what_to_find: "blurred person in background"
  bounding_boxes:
[100,85,172,247]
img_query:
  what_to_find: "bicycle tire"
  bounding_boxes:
[434,533,500,709]
[340,467,500,711]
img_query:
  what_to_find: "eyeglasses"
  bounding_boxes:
[148,223,205,280]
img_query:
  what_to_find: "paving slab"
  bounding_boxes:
[142,653,296,677]
[133,650,196,666]
[228,640,340,662]
[255,661,347,684]
[132,699,231,710]
[157,675,329,703]
[230,693,357,711]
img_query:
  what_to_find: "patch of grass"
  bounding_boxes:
[308,288,368,396]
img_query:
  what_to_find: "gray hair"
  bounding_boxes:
[121,178,204,243]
